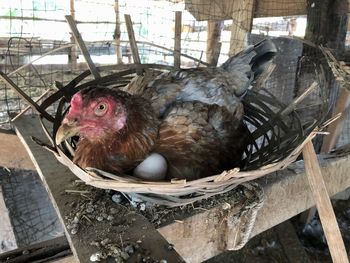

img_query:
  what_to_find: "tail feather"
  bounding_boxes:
[221,38,277,81]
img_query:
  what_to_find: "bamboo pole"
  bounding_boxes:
[124,14,142,75]
[65,15,101,79]
[114,0,123,64]
[174,11,182,69]
[69,0,77,69]
[302,141,349,263]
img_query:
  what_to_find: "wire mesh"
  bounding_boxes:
[0,168,64,247]
[0,3,348,150]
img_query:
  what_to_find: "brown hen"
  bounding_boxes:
[56,39,276,180]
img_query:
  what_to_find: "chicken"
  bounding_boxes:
[56,39,276,180]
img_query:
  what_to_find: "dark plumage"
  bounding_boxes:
[56,39,276,180]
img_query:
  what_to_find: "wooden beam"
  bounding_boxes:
[174,11,182,69]
[302,141,349,263]
[206,21,223,65]
[229,0,254,56]
[13,115,184,263]
[65,15,101,79]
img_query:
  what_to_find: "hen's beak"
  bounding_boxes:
[55,121,81,145]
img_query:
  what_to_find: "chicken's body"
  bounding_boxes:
[56,39,276,180]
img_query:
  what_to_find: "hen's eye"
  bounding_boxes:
[95,102,108,116]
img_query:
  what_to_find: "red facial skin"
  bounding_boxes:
[63,92,127,141]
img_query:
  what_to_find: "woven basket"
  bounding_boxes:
[36,38,334,207]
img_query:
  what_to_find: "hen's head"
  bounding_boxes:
[56,87,128,144]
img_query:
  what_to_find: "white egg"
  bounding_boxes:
[133,153,167,180]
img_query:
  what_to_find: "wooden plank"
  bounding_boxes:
[302,141,349,263]
[124,15,141,66]
[13,115,184,263]
[65,15,101,79]
[0,186,17,254]
[174,11,182,69]
[229,0,254,56]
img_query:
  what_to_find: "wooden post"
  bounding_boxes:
[174,11,182,69]
[206,21,223,65]
[229,0,254,56]
[68,0,77,69]
[114,0,123,64]
[302,141,349,263]
[305,0,348,52]
[65,15,101,79]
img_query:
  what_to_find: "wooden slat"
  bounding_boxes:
[65,15,101,79]
[174,11,182,69]
[302,141,348,263]
[13,115,184,263]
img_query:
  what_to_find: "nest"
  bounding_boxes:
[35,39,334,207]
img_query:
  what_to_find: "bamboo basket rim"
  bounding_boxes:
[31,38,336,206]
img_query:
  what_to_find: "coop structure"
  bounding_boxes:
[0,1,348,262]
